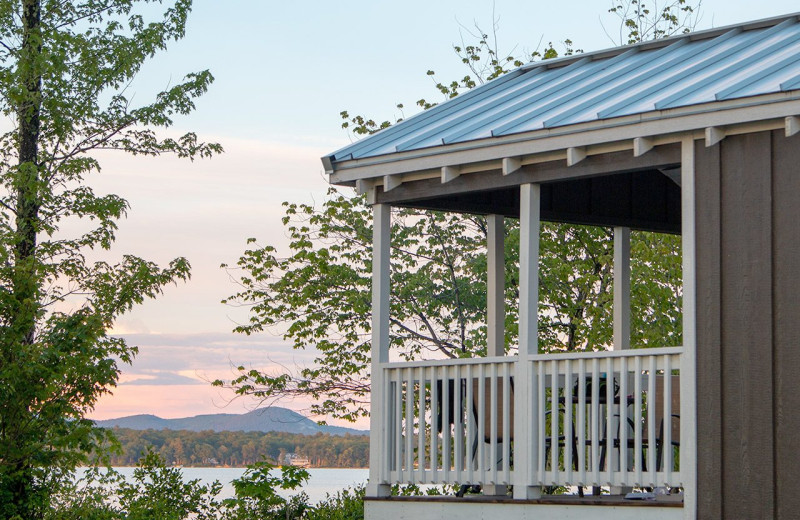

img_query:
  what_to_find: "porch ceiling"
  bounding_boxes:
[390,168,681,234]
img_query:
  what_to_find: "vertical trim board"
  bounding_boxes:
[693,140,722,519]
[770,129,800,520]
[719,132,775,519]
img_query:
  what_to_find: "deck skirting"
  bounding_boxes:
[366,495,683,520]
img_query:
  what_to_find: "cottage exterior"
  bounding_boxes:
[322,13,800,520]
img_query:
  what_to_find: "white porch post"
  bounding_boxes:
[487,214,505,357]
[680,138,698,519]
[613,226,631,351]
[368,203,391,497]
[514,183,541,499]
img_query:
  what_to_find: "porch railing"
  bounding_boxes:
[383,357,516,486]
[379,347,683,491]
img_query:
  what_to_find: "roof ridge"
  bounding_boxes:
[520,11,800,72]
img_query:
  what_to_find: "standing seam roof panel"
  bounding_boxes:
[327,14,800,163]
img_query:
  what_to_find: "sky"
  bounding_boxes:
[88,0,800,428]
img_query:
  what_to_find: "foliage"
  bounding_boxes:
[50,452,314,520]
[0,1,220,517]
[102,428,369,468]
[50,450,223,520]
[223,461,309,520]
[220,3,696,422]
[607,0,702,44]
[306,486,365,520]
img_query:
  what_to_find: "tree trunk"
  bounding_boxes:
[12,0,42,346]
[4,1,43,517]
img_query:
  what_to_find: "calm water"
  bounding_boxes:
[105,467,368,505]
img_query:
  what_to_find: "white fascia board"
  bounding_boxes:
[328,93,800,184]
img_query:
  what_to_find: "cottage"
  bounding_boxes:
[322,12,800,520]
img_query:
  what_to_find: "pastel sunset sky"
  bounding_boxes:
[87,0,798,429]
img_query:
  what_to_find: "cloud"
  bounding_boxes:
[120,371,204,386]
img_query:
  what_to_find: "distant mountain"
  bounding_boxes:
[94,407,367,436]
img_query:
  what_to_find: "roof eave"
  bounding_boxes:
[327,92,800,185]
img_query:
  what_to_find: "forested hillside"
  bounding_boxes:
[104,428,369,468]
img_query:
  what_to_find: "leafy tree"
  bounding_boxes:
[223,461,309,520]
[0,1,220,517]
[219,2,695,422]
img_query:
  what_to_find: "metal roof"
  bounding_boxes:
[326,13,800,166]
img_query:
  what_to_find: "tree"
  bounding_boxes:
[0,1,220,517]
[219,1,694,422]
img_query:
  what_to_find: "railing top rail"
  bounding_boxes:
[527,346,683,361]
[382,346,683,369]
[383,355,515,369]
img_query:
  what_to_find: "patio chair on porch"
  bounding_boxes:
[606,373,681,477]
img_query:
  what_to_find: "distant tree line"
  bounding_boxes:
[102,428,369,468]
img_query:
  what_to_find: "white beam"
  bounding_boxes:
[785,115,800,137]
[487,214,505,357]
[705,126,726,147]
[440,165,461,184]
[514,183,541,500]
[613,227,631,351]
[368,204,391,498]
[680,137,698,520]
[566,146,587,166]
[356,179,377,204]
[633,137,654,157]
[502,157,522,176]
[383,174,402,192]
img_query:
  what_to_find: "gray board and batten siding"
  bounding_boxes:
[694,130,800,520]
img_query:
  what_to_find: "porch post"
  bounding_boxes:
[487,214,505,357]
[680,138,698,519]
[514,183,541,499]
[368,203,391,497]
[613,226,631,350]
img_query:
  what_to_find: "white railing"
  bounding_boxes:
[380,347,683,492]
[528,347,682,489]
[382,357,516,486]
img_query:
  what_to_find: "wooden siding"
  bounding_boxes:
[695,130,800,520]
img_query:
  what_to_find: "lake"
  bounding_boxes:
[106,467,369,505]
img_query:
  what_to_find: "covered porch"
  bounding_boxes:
[364,143,693,520]
[323,12,800,520]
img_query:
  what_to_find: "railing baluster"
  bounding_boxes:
[443,365,451,483]
[431,366,439,482]
[529,360,539,485]
[635,355,643,486]
[538,361,546,483]
[395,370,403,483]
[478,363,486,484]
[606,356,615,486]
[664,355,673,486]
[648,356,657,486]
[565,359,573,486]
[383,371,393,483]
[418,366,426,483]
[454,364,463,483]
[466,364,474,483]
[619,356,628,486]
[503,361,511,484]
[550,358,559,484]
[591,358,600,486]
[490,362,498,484]
[406,367,414,483]
[578,358,586,487]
